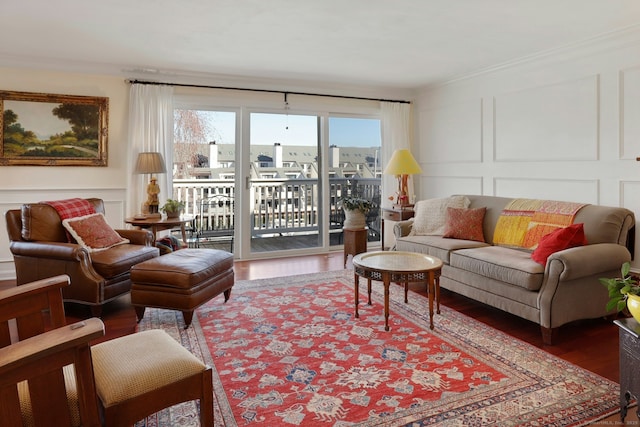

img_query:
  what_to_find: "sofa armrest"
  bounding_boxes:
[9,241,91,262]
[393,219,414,238]
[538,243,632,330]
[547,243,631,282]
[115,229,154,246]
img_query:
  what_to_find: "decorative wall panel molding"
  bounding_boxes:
[620,67,640,159]
[494,177,599,204]
[621,181,640,214]
[621,181,640,264]
[418,100,482,164]
[419,176,483,199]
[493,75,599,162]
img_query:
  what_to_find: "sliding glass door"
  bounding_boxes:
[328,117,382,248]
[248,112,321,254]
[173,105,381,259]
[172,109,238,251]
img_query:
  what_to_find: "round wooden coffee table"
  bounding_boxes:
[352,251,443,331]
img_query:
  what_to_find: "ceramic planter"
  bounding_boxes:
[343,208,366,229]
[627,294,640,323]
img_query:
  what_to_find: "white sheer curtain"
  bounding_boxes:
[126,84,174,216]
[380,101,414,209]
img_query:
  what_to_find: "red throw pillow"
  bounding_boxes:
[531,223,587,265]
[443,207,486,242]
[62,213,129,252]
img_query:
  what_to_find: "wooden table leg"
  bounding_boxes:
[383,272,390,331]
[367,278,372,305]
[404,281,408,303]
[428,271,435,330]
[180,223,188,245]
[354,272,359,319]
[435,271,441,314]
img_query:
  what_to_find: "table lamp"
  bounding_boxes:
[384,149,422,208]
[135,152,166,218]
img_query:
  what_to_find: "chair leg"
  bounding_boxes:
[135,306,146,323]
[90,304,103,318]
[200,367,214,426]
[182,310,194,328]
[223,288,232,302]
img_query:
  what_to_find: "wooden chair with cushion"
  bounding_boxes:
[0,276,104,426]
[0,275,214,426]
[5,198,160,317]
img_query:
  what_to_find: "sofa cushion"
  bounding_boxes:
[443,207,486,242]
[21,200,106,243]
[410,196,470,236]
[396,235,489,264]
[450,246,545,291]
[63,213,129,252]
[21,204,68,242]
[531,223,587,265]
[90,244,159,279]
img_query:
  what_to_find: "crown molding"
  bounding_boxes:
[424,24,640,90]
[0,54,415,102]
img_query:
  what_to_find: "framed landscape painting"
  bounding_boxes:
[0,90,108,166]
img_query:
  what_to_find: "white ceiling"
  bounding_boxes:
[2,0,640,89]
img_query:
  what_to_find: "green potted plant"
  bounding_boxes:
[600,261,640,322]
[340,196,372,229]
[341,196,373,213]
[160,199,185,219]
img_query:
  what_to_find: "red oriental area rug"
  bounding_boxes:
[136,270,620,427]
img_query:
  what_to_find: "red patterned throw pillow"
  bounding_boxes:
[531,223,587,265]
[62,213,129,252]
[443,207,486,242]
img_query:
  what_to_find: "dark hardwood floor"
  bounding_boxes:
[2,252,632,423]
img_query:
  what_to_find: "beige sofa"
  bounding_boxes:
[394,194,635,344]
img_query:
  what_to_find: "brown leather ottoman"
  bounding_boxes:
[130,248,234,327]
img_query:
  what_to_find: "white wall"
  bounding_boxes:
[0,66,412,279]
[414,28,640,269]
[0,67,130,279]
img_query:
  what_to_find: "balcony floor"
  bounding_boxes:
[181,230,381,253]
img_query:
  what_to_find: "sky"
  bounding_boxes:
[5,100,71,139]
[201,111,381,148]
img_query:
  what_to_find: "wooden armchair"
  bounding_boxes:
[0,275,214,426]
[5,198,159,316]
[0,275,104,426]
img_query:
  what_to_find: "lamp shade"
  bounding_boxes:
[135,152,166,174]
[383,149,422,175]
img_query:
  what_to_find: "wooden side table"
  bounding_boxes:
[381,207,415,250]
[615,317,640,422]
[125,216,194,246]
[343,227,368,267]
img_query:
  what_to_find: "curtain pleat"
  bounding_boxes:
[126,84,174,216]
[380,102,415,208]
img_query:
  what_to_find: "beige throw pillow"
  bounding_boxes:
[409,196,471,236]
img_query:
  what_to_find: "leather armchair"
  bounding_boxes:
[5,198,159,316]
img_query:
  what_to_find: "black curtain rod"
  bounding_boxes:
[127,79,411,104]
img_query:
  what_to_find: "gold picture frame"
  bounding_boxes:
[0,90,108,166]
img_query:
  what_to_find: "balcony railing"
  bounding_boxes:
[172,177,381,241]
